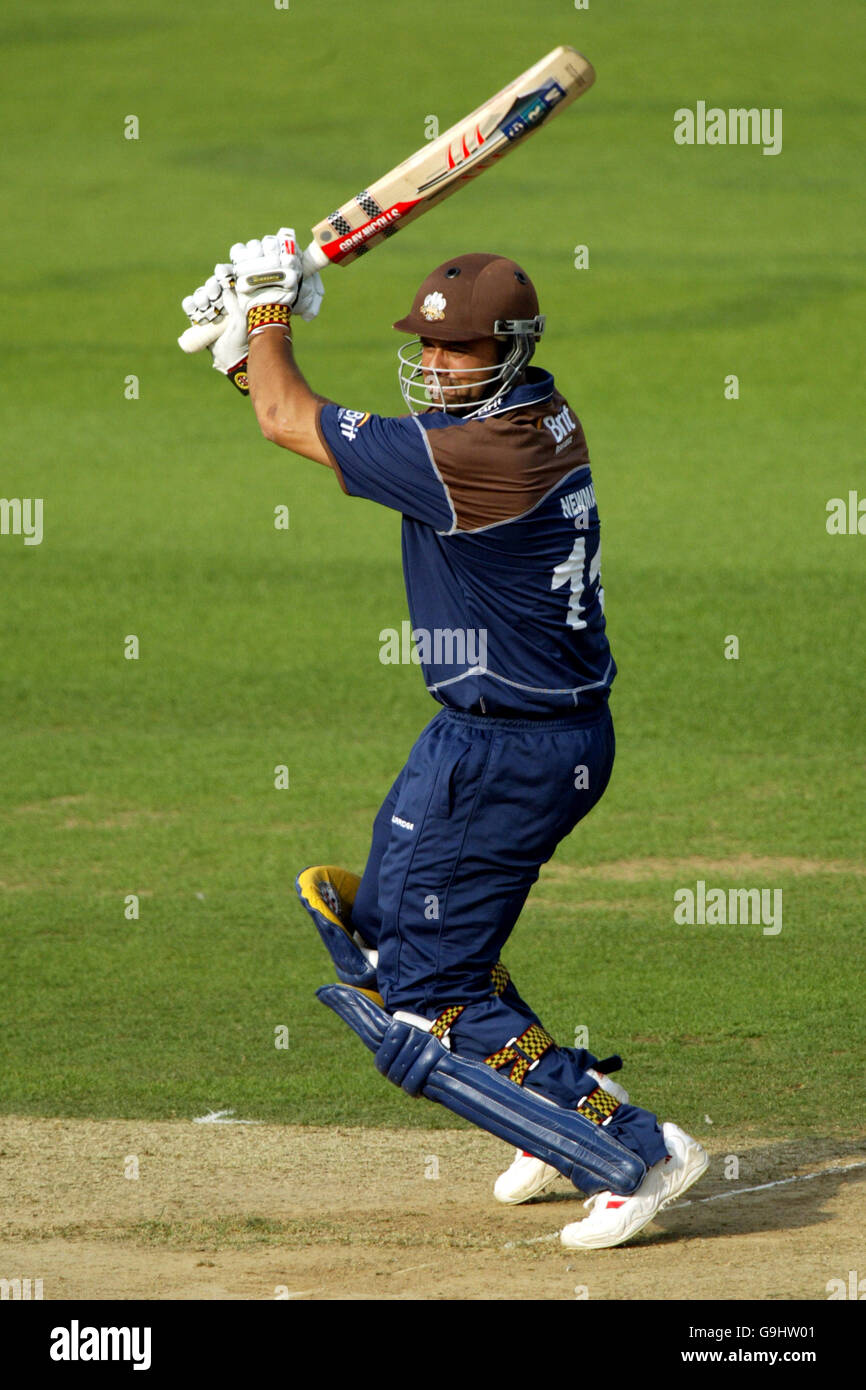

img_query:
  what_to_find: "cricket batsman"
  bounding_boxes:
[182,233,708,1248]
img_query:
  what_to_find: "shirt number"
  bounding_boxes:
[551,535,603,630]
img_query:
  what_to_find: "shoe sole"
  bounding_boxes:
[560,1143,709,1249]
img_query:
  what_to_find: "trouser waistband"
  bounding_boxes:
[442,704,610,732]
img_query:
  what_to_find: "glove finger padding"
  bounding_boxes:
[229,227,307,320]
[180,263,249,394]
[261,233,284,258]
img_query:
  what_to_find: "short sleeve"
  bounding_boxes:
[317,405,455,530]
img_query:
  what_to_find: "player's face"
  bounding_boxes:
[419,337,500,408]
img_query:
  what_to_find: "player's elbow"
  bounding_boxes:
[257,411,333,468]
[257,414,280,445]
[255,403,290,447]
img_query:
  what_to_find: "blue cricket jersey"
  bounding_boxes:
[316,368,616,717]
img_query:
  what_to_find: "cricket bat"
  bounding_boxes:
[178,45,594,353]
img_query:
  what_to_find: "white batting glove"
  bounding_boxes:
[230,228,324,324]
[295,269,325,322]
[181,265,250,393]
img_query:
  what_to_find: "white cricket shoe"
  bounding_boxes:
[494,1150,560,1205]
[493,1070,630,1206]
[559,1121,709,1249]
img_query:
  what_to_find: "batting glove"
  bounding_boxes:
[181,265,250,394]
[230,228,325,325]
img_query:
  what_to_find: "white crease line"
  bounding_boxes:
[192,1109,263,1125]
[675,1158,866,1207]
[502,1159,866,1248]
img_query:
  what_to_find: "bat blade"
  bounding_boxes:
[310,46,594,268]
[178,46,594,354]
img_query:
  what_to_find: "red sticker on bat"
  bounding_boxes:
[320,201,421,263]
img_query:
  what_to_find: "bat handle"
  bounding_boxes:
[302,241,329,272]
[177,319,224,354]
[177,241,329,354]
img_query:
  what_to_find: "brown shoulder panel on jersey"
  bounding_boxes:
[425,393,590,532]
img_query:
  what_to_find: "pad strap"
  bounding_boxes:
[430,1005,464,1039]
[318,984,645,1198]
[578,1086,623,1126]
[427,960,513,1040]
[490,961,511,995]
[484,1023,555,1085]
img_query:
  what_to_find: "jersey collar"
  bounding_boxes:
[474,366,555,420]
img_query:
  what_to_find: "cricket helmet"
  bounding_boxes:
[394,253,545,417]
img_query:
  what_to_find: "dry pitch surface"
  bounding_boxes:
[1,1116,863,1301]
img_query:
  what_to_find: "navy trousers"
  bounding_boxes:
[351,705,667,1169]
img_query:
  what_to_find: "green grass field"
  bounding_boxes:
[1,0,863,1136]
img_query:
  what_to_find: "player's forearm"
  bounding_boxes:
[247,326,332,466]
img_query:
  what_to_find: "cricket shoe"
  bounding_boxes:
[493,1070,630,1206]
[559,1121,709,1249]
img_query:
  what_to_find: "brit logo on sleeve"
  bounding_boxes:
[337,408,371,441]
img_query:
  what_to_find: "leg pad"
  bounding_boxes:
[318,983,646,1197]
[296,866,376,989]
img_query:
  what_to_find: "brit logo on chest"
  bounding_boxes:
[542,403,576,452]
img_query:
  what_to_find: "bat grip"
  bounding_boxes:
[177,242,328,354]
[177,320,224,354]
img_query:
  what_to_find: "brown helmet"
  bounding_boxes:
[393,253,542,343]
